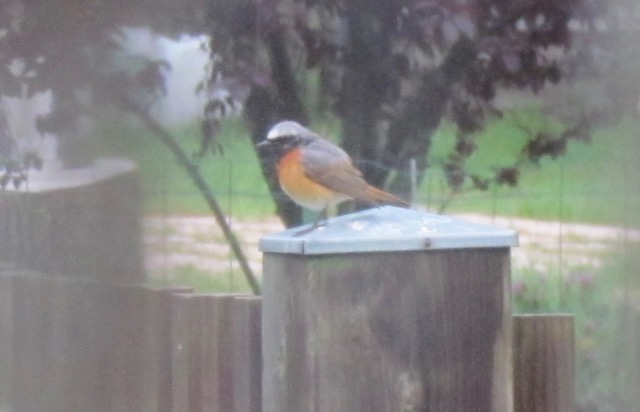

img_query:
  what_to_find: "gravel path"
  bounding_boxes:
[144,213,639,280]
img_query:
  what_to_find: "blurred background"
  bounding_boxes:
[1,0,640,410]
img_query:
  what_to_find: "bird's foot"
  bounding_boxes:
[294,220,327,237]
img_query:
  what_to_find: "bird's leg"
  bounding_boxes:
[294,209,328,236]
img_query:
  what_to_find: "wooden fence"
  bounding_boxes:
[0,267,575,412]
[0,160,579,411]
[0,161,144,283]
[0,268,261,412]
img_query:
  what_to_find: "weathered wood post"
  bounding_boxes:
[260,206,518,412]
[513,314,575,412]
[0,158,143,282]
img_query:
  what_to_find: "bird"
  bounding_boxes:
[257,120,409,235]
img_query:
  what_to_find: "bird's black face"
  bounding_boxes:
[257,120,315,159]
[257,134,300,159]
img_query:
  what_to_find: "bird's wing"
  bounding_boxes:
[301,139,376,204]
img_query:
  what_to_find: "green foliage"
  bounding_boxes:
[423,111,640,226]
[147,264,253,293]
[511,245,640,411]
[95,107,639,227]
[602,245,640,401]
[95,116,274,217]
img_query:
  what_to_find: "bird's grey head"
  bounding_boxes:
[257,120,318,157]
[266,121,313,141]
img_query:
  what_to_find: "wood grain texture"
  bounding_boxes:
[172,293,249,412]
[172,293,195,412]
[0,272,13,412]
[200,294,238,412]
[232,296,263,412]
[513,314,575,412]
[142,287,192,412]
[0,169,143,282]
[262,248,513,412]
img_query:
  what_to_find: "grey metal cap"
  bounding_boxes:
[7,158,136,193]
[259,206,518,255]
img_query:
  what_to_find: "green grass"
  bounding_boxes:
[512,243,640,411]
[94,116,275,217]
[422,111,640,227]
[146,264,253,293]
[93,106,639,227]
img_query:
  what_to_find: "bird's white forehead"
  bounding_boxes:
[267,121,308,140]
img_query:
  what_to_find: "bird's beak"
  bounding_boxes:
[257,140,270,148]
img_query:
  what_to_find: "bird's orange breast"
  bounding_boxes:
[277,148,347,211]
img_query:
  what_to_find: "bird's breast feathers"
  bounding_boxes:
[277,147,349,210]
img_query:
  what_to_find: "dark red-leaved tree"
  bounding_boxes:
[0,0,631,292]
[0,0,267,291]
[200,0,621,225]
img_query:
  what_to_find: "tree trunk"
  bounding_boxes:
[339,0,397,186]
[384,36,476,197]
[385,70,450,197]
[346,34,476,201]
[245,86,302,228]
[335,1,452,202]
[246,28,308,228]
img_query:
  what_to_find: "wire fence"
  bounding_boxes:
[113,151,638,301]
[2,141,638,288]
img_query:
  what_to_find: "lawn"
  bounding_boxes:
[95,116,274,217]
[95,108,640,228]
[423,110,640,227]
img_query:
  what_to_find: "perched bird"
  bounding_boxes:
[258,120,409,234]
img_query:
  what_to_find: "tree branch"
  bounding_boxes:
[118,94,261,295]
[243,28,309,228]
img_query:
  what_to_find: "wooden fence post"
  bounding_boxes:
[513,314,575,412]
[0,270,13,411]
[232,296,262,412]
[199,294,239,412]
[10,271,46,412]
[0,269,268,412]
[172,293,198,412]
[0,159,143,283]
[172,293,252,412]
[142,287,193,412]
[260,207,518,412]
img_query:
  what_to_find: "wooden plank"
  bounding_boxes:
[110,284,147,412]
[142,287,192,412]
[232,296,262,412]
[0,272,14,411]
[263,249,513,412]
[34,274,56,411]
[199,294,238,412]
[53,278,119,412]
[172,292,197,412]
[188,294,206,412]
[10,272,45,411]
[0,164,144,283]
[513,314,575,412]
[47,276,81,411]
[139,287,162,412]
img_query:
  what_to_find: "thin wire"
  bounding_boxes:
[426,166,432,212]
[557,159,565,306]
[622,147,632,299]
[160,151,169,286]
[491,183,497,224]
[227,157,234,292]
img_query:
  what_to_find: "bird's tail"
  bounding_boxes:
[364,185,410,208]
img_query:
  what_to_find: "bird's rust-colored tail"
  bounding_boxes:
[363,185,410,208]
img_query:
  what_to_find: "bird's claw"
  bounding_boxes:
[294,221,327,237]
